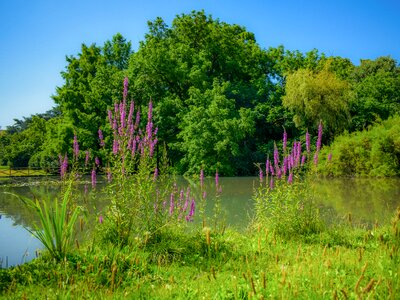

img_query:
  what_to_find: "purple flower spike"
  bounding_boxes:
[313,152,319,166]
[99,215,103,224]
[98,129,105,147]
[60,154,68,179]
[169,193,174,216]
[269,177,274,190]
[328,153,332,161]
[95,157,100,167]
[283,129,287,153]
[288,172,293,184]
[273,144,280,170]
[265,159,269,176]
[112,139,119,155]
[306,130,311,154]
[259,168,263,183]
[107,169,112,183]
[301,154,306,166]
[123,77,129,102]
[153,167,159,180]
[186,198,196,222]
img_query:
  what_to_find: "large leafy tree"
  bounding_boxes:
[349,56,400,131]
[128,11,273,174]
[283,62,351,140]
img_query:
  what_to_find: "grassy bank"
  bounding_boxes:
[1,217,399,299]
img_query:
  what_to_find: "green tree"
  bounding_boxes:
[283,64,350,140]
[350,56,400,131]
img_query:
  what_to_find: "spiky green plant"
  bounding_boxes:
[9,183,81,261]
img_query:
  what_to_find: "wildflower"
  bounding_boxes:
[313,152,319,166]
[200,169,204,188]
[95,157,100,167]
[259,168,263,183]
[107,110,113,127]
[73,135,79,160]
[288,172,293,184]
[153,167,158,181]
[301,154,306,166]
[169,193,174,216]
[186,198,196,222]
[60,154,68,179]
[98,129,105,147]
[283,129,287,153]
[99,215,103,224]
[123,77,128,102]
[128,101,135,128]
[202,191,207,199]
[270,177,274,190]
[265,159,269,176]
[273,143,280,170]
[328,153,332,161]
[306,130,310,153]
[112,139,119,155]
[106,168,112,183]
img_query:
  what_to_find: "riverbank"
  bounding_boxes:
[1,213,399,299]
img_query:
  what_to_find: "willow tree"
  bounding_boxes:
[283,65,350,140]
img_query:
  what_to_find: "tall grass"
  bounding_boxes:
[9,181,81,261]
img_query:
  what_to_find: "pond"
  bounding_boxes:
[1,176,399,267]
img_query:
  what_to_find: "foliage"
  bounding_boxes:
[318,115,400,176]
[349,56,400,131]
[283,63,350,140]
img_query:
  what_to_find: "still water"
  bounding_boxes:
[1,176,399,267]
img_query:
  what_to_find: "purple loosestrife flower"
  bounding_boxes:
[134,110,140,130]
[317,121,323,152]
[60,154,68,179]
[283,156,288,175]
[120,102,126,133]
[128,101,134,128]
[200,169,204,188]
[259,168,264,183]
[283,129,287,153]
[270,177,274,190]
[98,129,105,147]
[314,152,319,166]
[153,168,159,182]
[112,139,119,155]
[265,159,269,176]
[169,193,174,216]
[288,172,293,184]
[186,198,196,222]
[91,169,97,189]
[269,161,275,176]
[99,215,103,224]
[301,154,306,166]
[306,130,311,153]
[73,135,79,160]
[273,143,280,170]
[328,153,332,161]
[202,191,207,199]
[95,157,100,167]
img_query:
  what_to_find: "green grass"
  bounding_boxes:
[1,220,399,299]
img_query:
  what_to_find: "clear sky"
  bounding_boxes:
[1,0,399,129]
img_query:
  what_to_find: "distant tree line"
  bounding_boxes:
[1,11,400,175]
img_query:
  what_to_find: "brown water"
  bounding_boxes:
[1,176,399,267]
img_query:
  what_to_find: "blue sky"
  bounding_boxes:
[1,0,399,129]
